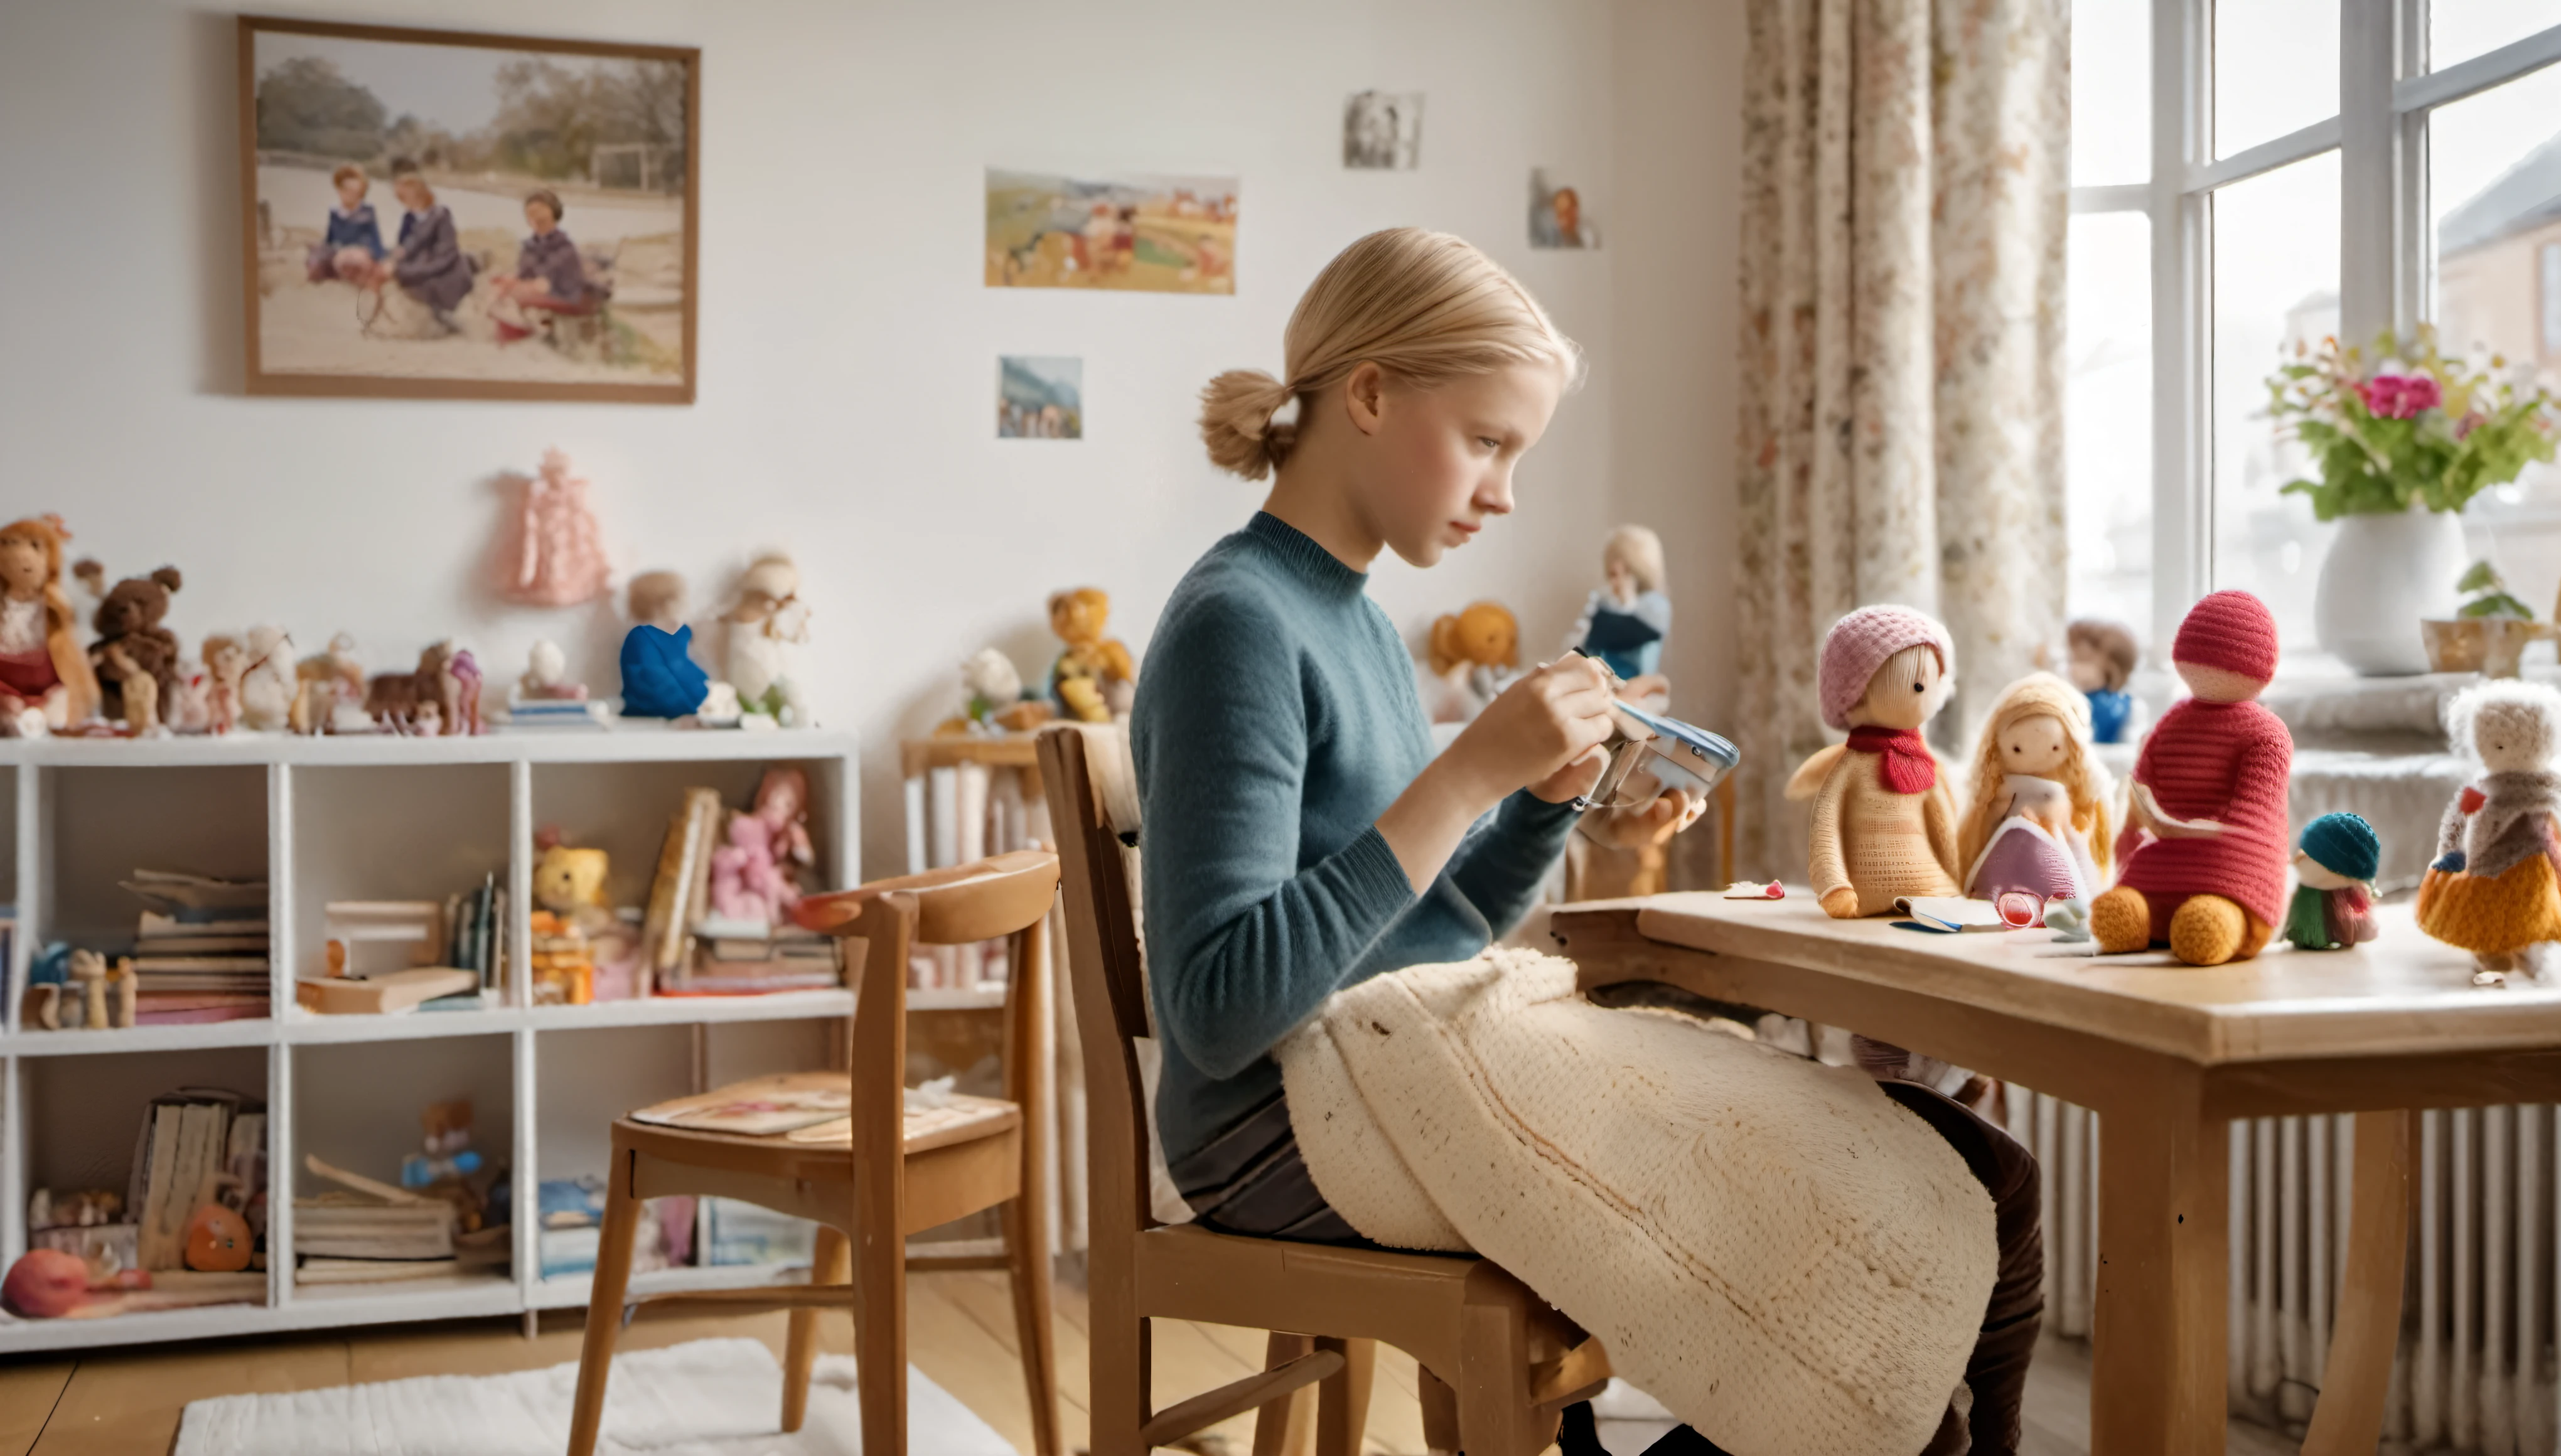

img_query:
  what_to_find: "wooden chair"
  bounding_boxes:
[565,849,1065,1456]
[1035,725,1609,1456]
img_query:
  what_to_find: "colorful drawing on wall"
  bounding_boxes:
[1529,169,1599,250]
[985,169,1237,294]
[998,357,1083,439]
[1343,92,1424,169]
[237,16,700,404]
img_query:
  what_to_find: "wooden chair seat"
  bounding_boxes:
[567,850,1065,1456]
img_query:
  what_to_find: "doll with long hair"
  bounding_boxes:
[0,515,100,731]
[1955,672,2115,924]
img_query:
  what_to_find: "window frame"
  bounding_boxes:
[2080,1,2561,655]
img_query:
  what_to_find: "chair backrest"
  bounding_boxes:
[1036,724,1156,1239]
[795,848,1059,948]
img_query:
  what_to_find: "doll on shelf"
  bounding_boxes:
[618,572,736,720]
[2064,619,2143,745]
[0,516,100,734]
[2285,811,2381,952]
[2416,680,2561,979]
[724,554,811,725]
[1955,672,2115,927]
[1565,525,1672,705]
[710,766,817,926]
[2091,591,2294,965]
[1785,605,1963,918]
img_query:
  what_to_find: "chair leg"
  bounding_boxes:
[1312,1336,1374,1456]
[1457,1304,1554,1456]
[854,1177,908,1456]
[1417,1365,1461,1456]
[566,1146,643,1456]
[1251,1332,1317,1456]
[1086,1288,1149,1456]
[998,1188,1062,1456]
[783,1224,851,1433]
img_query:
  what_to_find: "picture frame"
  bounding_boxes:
[236,15,701,404]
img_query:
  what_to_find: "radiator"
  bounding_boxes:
[2009,1091,2560,1453]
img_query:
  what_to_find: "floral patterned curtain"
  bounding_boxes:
[1732,0,2070,879]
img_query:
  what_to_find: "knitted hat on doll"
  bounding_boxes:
[2171,589,2280,683]
[1817,605,1954,731]
[2300,811,2381,884]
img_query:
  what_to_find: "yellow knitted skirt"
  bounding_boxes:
[2417,854,2561,955]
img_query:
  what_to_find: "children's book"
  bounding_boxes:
[631,1072,852,1135]
[1891,897,2009,933]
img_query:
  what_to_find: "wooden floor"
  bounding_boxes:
[0,1271,2305,1455]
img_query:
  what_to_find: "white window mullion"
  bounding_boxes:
[2152,0,2211,646]
[2340,0,2407,341]
[2397,0,2429,334]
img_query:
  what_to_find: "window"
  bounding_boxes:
[2064,0,2561,667]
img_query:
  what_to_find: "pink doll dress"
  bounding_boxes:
[1964,775,2100,906]
[497,452,609,607]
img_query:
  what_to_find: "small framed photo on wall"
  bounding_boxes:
[237,15,701,404]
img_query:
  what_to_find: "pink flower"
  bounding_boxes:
[2360,373,2441,420]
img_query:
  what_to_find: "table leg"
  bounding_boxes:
[2093,1083,2230,1455]
[2299,1108,2413,1455]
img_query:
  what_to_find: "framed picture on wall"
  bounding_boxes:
[236,16,700,404]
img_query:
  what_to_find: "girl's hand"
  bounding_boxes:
[1581,775,1705,848]
[1448,656,1618,806]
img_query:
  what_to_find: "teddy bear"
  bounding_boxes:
[72,561,183,725]
[1424,601,1520,724]
[530,837,613,1005]
[1046,587,1136,724]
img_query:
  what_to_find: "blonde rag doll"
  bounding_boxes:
[1956,672,2115,924]
[1786,605,1963,918]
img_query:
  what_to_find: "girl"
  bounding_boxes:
[384,159,476,328]
[491,189,593,341]
[1956,672,2115,925]
[1135,228,2039,1455]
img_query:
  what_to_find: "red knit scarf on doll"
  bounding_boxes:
[1845,725,1936,794]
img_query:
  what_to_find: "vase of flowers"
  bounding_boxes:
[2269,326,2558,675]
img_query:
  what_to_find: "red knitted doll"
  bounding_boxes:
[2091,591,2294,965]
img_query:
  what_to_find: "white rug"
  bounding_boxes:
[173,1337,1015,1455]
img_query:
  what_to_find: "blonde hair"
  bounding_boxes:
[1199,228,1582,480]
[1955,672,2116,882]
[1604,525,1665,594]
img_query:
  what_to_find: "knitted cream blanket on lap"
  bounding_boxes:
[1275,948,1995,1456]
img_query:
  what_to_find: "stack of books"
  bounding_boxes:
[123,870,271,1024]
[500,698,610,731]
[679,918,842,993]
[294,1155,504,1285]
[439,873,508,1004]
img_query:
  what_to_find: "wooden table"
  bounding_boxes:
[1550,892,2561,1456]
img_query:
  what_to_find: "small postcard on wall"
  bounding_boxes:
[999,356,1083,439]
[1343,91,1424,169]
[1530,168,1599,249]
[985,169,1237,294]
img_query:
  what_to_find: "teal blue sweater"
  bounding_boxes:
[1132,512,1580,1165]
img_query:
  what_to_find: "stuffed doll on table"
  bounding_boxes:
[2092,591,2294,966]
[1786,605,1963,918]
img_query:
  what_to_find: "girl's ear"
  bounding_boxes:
[1343,361,1387,436]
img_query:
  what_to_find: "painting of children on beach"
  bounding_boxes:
[239,18,699,402]
[985,168,1237,294]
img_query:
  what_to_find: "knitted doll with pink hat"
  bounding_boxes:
[2091,590,2295,965]
[1785,604,1965,918]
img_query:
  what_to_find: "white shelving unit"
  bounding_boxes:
[0,726,859,1354]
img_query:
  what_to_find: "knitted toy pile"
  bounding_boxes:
[1275,947,1996,1456]
[2416,679,2561,977]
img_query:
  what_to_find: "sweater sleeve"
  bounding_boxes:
[1807,760,1852,900]
[1446,790,1579,934]
[1136,594,1419,1081]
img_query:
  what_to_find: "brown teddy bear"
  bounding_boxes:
[73,561,183,725]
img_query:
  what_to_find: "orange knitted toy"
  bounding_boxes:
[2416,679,2561,978]
[2090,591,2293,966]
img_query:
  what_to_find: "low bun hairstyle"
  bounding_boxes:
[1199,228,1582,481]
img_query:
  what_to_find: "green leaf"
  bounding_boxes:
[2459,560,2502,593]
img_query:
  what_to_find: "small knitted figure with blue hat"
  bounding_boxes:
[2284,812,2380,951]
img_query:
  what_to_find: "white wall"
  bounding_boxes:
[0,0,1740,879]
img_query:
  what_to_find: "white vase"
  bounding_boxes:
[2312,508,2469,676]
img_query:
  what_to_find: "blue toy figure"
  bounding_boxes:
[2285,811,2382,951]
[2066,619,2142,744]
[1570,525,1672,687]
[618,570,710,718]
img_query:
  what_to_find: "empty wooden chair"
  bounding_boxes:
[565,849,1064,1456]
[1036,724,1607,1456]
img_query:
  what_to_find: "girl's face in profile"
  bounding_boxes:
[1345,361,1564,570]
[335,174,367,210]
